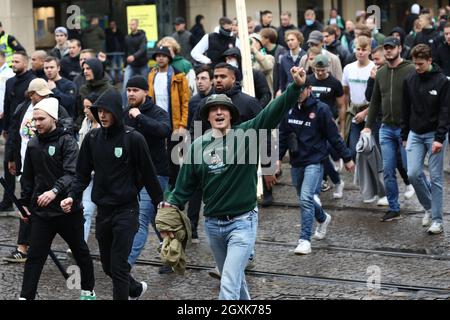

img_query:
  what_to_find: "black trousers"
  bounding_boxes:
[187,187,202,237]
[20,213,95,300]
[2,160,15,205]
[96,204,141,300]
[18,219,31,246]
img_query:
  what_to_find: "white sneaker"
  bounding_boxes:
[334,159,344,172]
[427,221,443,235]
[129,281,147,300]
[314,195,322,207]
[332,182,345,199]
[376,196,389,206]
[404,185,415,200]
[313,213,331,240]
[363,196,378,204]
[294,239,311,255]
[422,210,432,227]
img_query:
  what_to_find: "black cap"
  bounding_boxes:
[152,46,173,62]
[126,76,149,91]
[174,17,186,25]
[201,94,240,124]
[383,36,401,47]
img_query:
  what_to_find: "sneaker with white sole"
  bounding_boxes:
[363,196,378,204]
[332,182,345,199]
[80,290,96,300]
[376,196,389,206]
[314,195,322,207]
[321,180,331,192]
[427,221,443,235]
[313,213,331,240]
[129,281,147,300]
[404,185,415,200]
[294,239,311,255]
[422,210,432,227]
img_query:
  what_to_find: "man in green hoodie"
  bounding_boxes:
[362,37,415,222]
[158,67,307,300]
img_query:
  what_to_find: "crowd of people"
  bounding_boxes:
[0,3,449,300]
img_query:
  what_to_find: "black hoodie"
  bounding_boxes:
[69,89,163,209]
[389,27,411,59]
[20,127,79,218]
[413,27,440,49]
[401,64,450,143]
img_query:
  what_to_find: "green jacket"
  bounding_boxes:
[366,60,415,128]
[167,82,304,217]
[155,207,191,275]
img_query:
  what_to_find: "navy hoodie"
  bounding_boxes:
[69,89,163,209]
[279,95,352,167]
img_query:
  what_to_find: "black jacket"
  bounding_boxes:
[52,77,77,119]
[105,28,125,53]
[60,55,81,81]
[325,40,349,68]
[413,28,440,49]
[20,127,79,218]
[190,83,262,137]
[279,95,352,167]
[300,21,324,50]
[401,64,449,143]
[190,22,205,47]
[124,97,171,177]
[69,89,163,209]
[124,30,148,68]
[5,99,72,174]
[188,90,212,131]
[433,39,450,77]
[3,70,36,132]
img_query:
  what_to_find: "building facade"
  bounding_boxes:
[0,0,447,53]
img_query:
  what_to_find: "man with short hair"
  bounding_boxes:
[31,51,48,79]
[300,9,323,50]
[277,11,297,48]
[402,44,449,234]
[260,28,287,96]
[362,37,416,222]
[18,97,95,300]
[413,13,440,48]
[50,27,70,60]
[323,25,349,68]
[0,51,15,133]
[366,16,386,46]
[61,39,82,81]
[0,21,26,67]
[254,10,276,33]
[124,76,171,266]
[81,16,105,54]
[0,51,35,212]
[44,56,77,119]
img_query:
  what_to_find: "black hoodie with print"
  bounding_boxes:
[69,89,163,209]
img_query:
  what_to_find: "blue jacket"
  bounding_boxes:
[279,50,306,92]
[279,95,351,167]
[52,77,77,120]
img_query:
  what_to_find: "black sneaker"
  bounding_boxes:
[129,281,147,300]
[380,211,401,222]
[158,264,174,274]
[3,249,27,263]
[261,193,273,207]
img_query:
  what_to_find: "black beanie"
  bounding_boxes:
[126,76,149,91]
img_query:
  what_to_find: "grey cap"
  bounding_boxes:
[201,94,240,124]
[383,36,401,47]
[307,30,324,44]
[174,17,186,25]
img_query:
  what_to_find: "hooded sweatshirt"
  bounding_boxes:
[401,64,449,143]
[366,60,415,129]
[69,89,163,209]
[389,27,410,58]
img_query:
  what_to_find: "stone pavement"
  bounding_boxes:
[0,146,449,300]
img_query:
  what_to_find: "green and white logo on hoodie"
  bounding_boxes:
[114,147,123,158]
[48,146,55,156]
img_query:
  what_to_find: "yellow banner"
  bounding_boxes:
[126,5,158,42]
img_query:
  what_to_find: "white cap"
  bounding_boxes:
[34,97,59,120]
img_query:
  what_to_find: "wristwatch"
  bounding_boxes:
[51,188,59,195]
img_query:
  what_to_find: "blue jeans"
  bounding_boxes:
[82,180,96,242]
[108,53,123,83]
[349,121,365,161]
[128,176,168,266]
[379,124,407,212]
[291,164,327,241]
[406,131,447,223]
[122,65,150,105]
[204,209,258,300]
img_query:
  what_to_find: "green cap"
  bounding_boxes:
[313,54,330,68]
[200,94,240,124]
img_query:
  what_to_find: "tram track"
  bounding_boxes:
[1,243,449,296]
